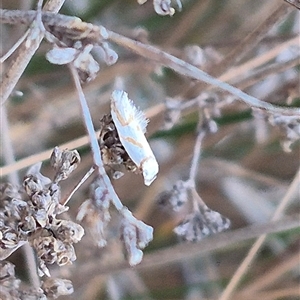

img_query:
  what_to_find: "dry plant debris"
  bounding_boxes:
[1,0,299,299]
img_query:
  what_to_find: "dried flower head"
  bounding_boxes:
[139,0,182,16]
[157,180,189,212]
[268,114,300,152]
[174,204,231,242]
[120,208,153,266]
[163,97,182,130]
[99,114,137,178]
[0,148,84,277]
[50,147,80,182]
[42,278,74,299]
[77,177,111,247]
[0,261,21,300]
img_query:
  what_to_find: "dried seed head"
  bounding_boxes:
[157,180,188,211]
[23,175,46,198]
[120,208,153,266]
[31,230,78,276]
[19,288,47,300]
[50,147,80,182]
[99,42,118,66]
[174,205,230,242]
[153,0,176,16]
[99,114,137,175]
[0,183,22,202]
[268,114,300,152]
[77,178,111,247]
[0,261,21,299]
[42,278,74,299]
[51,219,84,244]
[77,199,110,247]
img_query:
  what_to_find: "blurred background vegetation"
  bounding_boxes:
[1,0,299,299]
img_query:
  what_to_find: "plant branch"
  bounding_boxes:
[1,9,299,115]
[69,65,123,211]
[61,166,96,206]
[0,0,66,105]
[107,30,300,116]
[188,130,205,186]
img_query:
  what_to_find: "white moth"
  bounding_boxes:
[110,90,159,186]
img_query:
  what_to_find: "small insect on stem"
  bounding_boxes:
[110,90,159,186]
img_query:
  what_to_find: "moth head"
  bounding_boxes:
[142,157,159,186]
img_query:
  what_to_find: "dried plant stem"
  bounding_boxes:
[1,9,299,115]
[219,167,300,300]
[61,166,96,206]
[284,0,300,9]
[107,31,300,116]
[0,29,29,63]
[0,0,66,105]
[238,287,300,300]
[212,3,291,76]
[185,2,292,98]
[219,36,299,83]
[69,65,123,211]
[189,131,205,186]
[72,213,299,280]
[0,103,40,289]
[234,56,300,90]
[240,252,300,294]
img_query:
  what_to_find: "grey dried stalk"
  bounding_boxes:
[69,66,153,265]
[0,0,66,104]
[1,9,299,116]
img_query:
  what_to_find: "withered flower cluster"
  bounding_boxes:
[138,0,182,16]
[158,180,231,242]
[252,109,300,152]
[98,114,137,179]
[45,19,117,83]
[0,261,73,299]
[77,177,153,266]
[0,147,84,278]
[268,113,300,152]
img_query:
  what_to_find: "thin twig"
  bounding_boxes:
[219,166,300,300]
[0,1,66,105]
[284,0,300,10]
[1,9,299,115]
[107,31,300,116]
[189,131,205,185]
[213,3,292,76]
[69,65,124,211]
[240,252,300,294]
[0,30,29,63]
[233,56,300,90]
[181,2,292,98]
[61,166,96,206]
